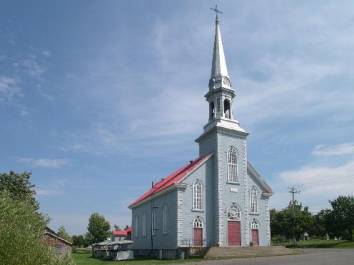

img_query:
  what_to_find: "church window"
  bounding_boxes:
[224,99,231,119]
[192,181,203,210]
[162,205,168,234]
[228,204,241,221]
[217,98,221,112]
[250,219,259,229]
[142,213,146,236]
[227,146,238,183]
[152,208,157,235]
[250,187,258,213]
[193,216,203,228]
[209,101,215,119]
[134,216,139,237]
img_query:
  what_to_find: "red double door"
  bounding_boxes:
[228,221,241,246]
[193,228,203,246]
[251,229,259,246]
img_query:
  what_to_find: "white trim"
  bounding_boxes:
[192,181,203,211]
[227,146,238,183]
[250,186,258,214]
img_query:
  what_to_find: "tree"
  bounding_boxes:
[329,196,354,240]
[57,226,72,243]
[0,171,38,210]
[0,191,74,265]
[312,209,328,238]
[87,213,111,244]
[72,235,87,247]
[270,201,314,241]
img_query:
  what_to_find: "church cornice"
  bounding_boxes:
[195,123,249,143]
[205,86,235,99]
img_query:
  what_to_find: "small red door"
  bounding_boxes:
[193,228,203,246]
[228,221,241,246]
[252,229,259,246]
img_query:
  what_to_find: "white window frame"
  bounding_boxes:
[192,181,203,211]
[250,187,258,214]
[142,213,146,236]
[162,205,168,234]
[193,216,204,228]
[251,219,259,230]
[227,146,238,183]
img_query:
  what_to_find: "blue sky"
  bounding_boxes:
[1,0,354,234]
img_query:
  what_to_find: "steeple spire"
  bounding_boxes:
[209,6,231,90]
[210,13,229,80]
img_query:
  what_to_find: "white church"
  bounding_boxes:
[129,13,273,258]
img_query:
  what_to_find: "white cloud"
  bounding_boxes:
[19,158,68,168]
[0,76,21,102]
[312,143,354,156]
[275,159,354,212]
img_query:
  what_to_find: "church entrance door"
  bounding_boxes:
[251,229,259,246]
[228,221,241,246]
[193,228,203,246]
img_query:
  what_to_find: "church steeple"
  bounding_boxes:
[202,10,246,134]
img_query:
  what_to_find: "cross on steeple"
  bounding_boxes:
[210,5,223,15]
[210,5,223,23]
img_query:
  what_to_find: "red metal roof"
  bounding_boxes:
[112,227,132,236]
[129,154,212,208]
[112,230,127,236]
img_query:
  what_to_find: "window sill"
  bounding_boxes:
[249,212,259,215]
[227,181,240,185]
[191,209,204,212]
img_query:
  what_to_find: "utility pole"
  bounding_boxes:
[288,186,300,246]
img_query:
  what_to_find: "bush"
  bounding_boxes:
[0,192,74,265]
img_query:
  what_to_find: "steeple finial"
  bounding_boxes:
[210,5,223,24]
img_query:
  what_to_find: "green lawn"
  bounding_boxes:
[73,253,202,265]
[284,239,354,248]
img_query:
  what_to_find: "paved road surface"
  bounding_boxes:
[190,249,354,265]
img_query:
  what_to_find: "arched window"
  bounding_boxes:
[142,213,146,236]
[162,205,168,234]
[193,216,203,228]
[251,219,259,230]
[224,99,231,119]
[209,101,215,120]
[227,146,238,183]
[193,181,202,210]
[250,187,258,213]
[228,204,241,221]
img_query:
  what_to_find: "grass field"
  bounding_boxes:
[284,239,354,248]
[73,253,201,265]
